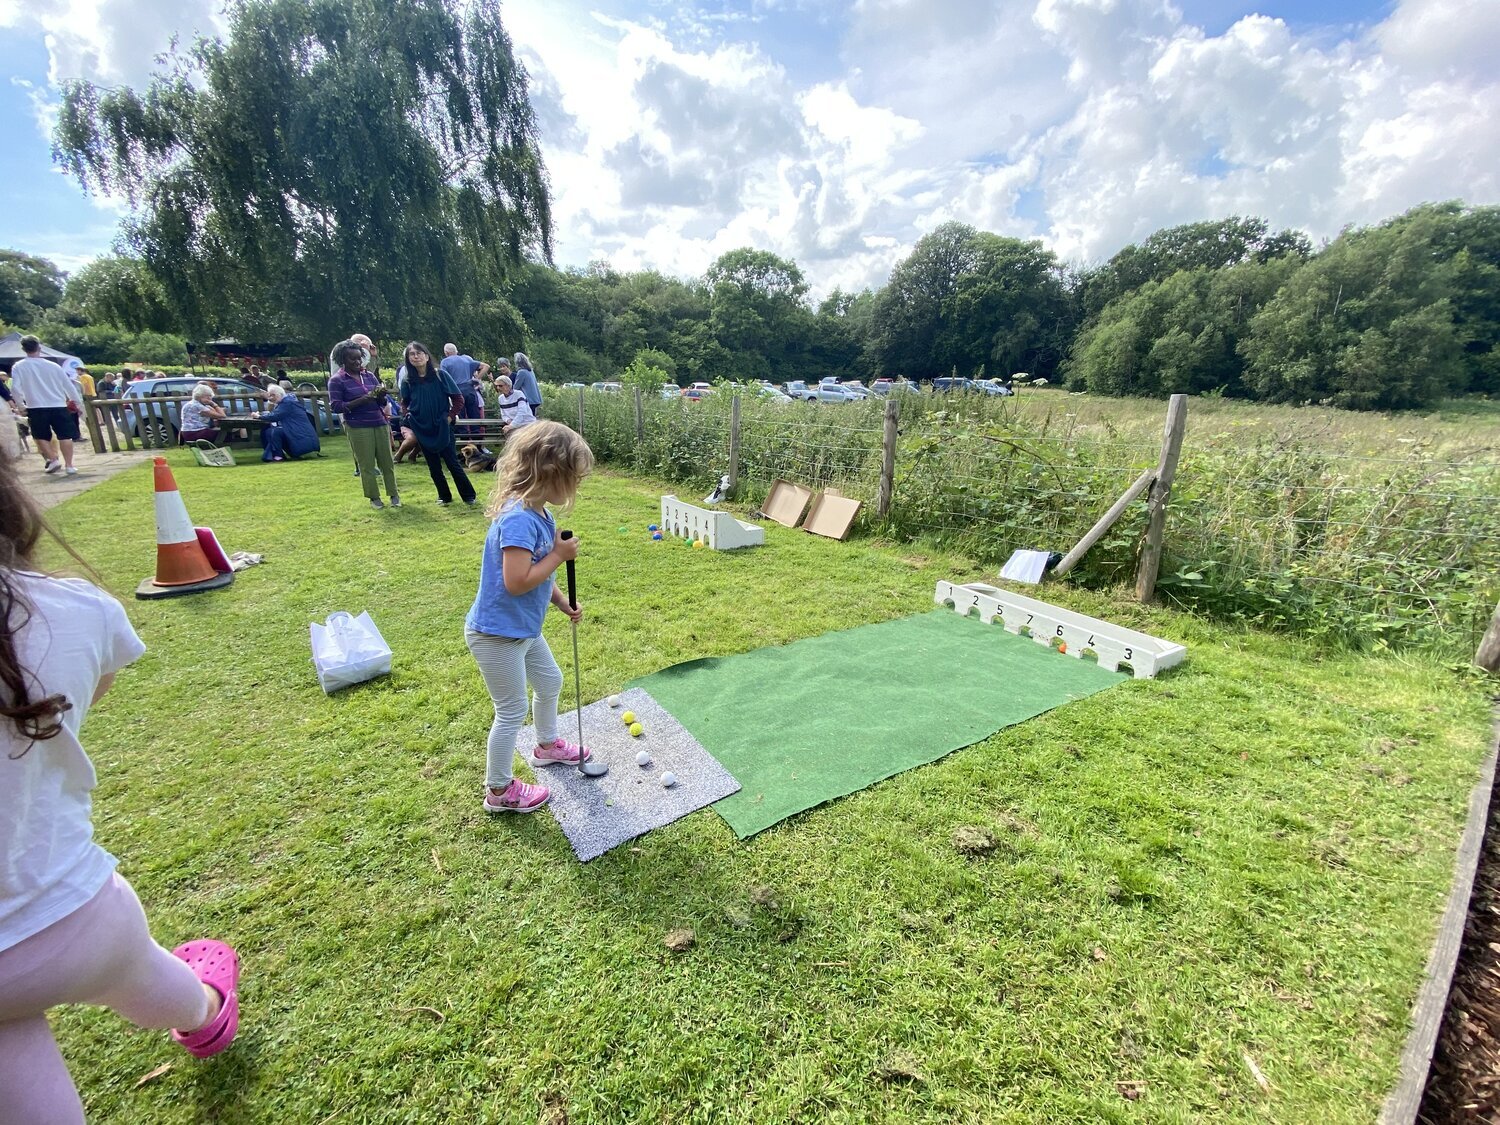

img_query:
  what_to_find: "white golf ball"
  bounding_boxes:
[607,694,622,708]
[661,771,678,788]
[635,750,652,767]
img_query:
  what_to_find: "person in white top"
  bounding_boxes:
[0,455,244,1119]
[494,374,536,435]
[7,336,80,475]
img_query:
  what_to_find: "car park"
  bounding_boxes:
[119,376,334,447]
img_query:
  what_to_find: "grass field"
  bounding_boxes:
[37,444,1497,1122]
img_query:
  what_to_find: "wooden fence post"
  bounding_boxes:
[81,394,105,453]
[1134,393,1188,603]
[634,387,644,442]
[728,394,742,495]
[877,398,899,518]
[1476,599,1500,674]
[99,400,122,452]
[577,386,586,437]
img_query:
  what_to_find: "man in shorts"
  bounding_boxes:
[9,336,79,475]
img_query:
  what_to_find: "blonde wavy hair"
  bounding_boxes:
[486,421,593,517]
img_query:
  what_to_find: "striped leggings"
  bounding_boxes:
[465,629,563,789]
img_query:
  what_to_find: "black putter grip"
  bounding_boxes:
[561,530,577,609]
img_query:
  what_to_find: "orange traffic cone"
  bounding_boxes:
[136,457,234,599]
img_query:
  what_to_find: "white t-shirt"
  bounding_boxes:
[9,357,76,411]
[0,572,145,952]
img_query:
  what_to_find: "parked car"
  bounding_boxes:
[680,386,712,402]
[781,378,851,402]
[755,383,793,403]
[871,379,920,396]
[119,376,333,447]
[660,383,680,399]
[559,381,586,390]
[591,381,623,393]
[931,377,974,393]
[972,378,1014,396]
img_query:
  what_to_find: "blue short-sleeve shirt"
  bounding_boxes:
[466,500,556,638]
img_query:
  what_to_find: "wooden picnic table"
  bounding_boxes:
[219,414,271,444]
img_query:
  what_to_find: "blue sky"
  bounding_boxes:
[0,0,1493,297]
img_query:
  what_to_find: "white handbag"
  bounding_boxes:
[310,611,392,693]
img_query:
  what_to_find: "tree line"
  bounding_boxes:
[7,0,1495,411]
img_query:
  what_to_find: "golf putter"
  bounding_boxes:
[561,530,607,778]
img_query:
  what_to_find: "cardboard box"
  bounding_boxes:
[803,492,861,540]
[762,480,812,528]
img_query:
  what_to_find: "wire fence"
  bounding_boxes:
[563,388,1500,655]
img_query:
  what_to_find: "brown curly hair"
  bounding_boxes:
[0,454,72,755]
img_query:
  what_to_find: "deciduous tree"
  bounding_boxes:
[0,250,65,326]
[54,0,551,349]
[1240,207,1468,409]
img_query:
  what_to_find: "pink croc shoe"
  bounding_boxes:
[170,940,240,1059]
[531,738,591,767]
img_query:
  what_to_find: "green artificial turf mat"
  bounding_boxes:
[633,608,1130,837]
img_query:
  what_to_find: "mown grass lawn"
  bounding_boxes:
[38,444,1496,1123]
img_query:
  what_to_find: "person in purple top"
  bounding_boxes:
[326,340,401,510]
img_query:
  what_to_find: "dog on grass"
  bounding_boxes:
[459,443,497,473]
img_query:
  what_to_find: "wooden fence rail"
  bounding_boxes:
[80,392,337,454]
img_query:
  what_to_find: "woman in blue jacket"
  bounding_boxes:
[258,384,322,462]
[398,341,476,505]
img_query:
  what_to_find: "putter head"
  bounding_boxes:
[579,757,609,778]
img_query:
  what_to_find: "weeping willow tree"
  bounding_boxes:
[53,0,551,349]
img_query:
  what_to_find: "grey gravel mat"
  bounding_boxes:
[517,687,740,862]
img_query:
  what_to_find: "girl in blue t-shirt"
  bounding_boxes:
[465,421,596,813]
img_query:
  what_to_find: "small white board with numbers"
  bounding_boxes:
[933,581,1185,679]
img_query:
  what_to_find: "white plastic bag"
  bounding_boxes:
[310,611,392,693]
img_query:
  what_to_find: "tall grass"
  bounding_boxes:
[561,387,1500,653]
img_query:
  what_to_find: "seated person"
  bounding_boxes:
[180,383,227,444]
[495,375,536,437]
[390,398,421,463]
[257,383,322,462]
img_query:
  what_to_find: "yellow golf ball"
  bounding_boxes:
[693,539,705,549]
[621,711,636,725]
[629,722,644,737]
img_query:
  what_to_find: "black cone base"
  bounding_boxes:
[136,570,234,600]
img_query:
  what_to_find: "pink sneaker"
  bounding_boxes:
[484,778,549,813]
[532,738,591,767]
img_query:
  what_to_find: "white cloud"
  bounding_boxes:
[5,0,1498,300]
[0,0,221,87]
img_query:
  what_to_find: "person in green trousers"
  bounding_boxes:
[327,340,401,510]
